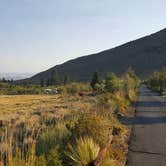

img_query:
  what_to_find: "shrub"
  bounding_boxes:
[97,93,117,111]
[94,82,105,94]
[59,83,91,95]
[123,68,140,101]
[111,92,130,114]
[36,149,62,166]
[35,155,47,166]
[105,73,123,93]
[147,68,166,94]
[66,137,100,166]
[46,149,62,166]
[66,83,78,95]
[36,122,70,156]
[91,72,100,90]
[70,114,112,147]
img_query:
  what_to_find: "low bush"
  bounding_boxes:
[0,83,43,95]
[70,114,113,147]
[147,68,166,94]
[66,137,100,166]
[59,83,91,95]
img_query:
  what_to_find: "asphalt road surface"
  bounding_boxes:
[126,85,166,166]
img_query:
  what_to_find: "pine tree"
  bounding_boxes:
[2,78,6,83]
[46,79,50,87]
[50,69,60,85]
[40,79,44,87]
[63,74,70,85]
[90,72,100,90]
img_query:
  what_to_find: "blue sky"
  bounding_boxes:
[1,0,166,73]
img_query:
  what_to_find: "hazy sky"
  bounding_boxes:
[1,0,166,73]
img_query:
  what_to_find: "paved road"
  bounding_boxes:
[126,85,166,166]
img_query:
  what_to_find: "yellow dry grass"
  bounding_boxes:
[0,94,131,166]
[0,94,94,120]
[0,95,62,118]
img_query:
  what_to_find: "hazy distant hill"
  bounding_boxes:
[18,28,166,84]
[0,73,34,81]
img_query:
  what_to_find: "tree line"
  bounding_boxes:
[40,69,70,87]
[90,68,139,97]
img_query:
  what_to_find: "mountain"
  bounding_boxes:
[18,28,166,84]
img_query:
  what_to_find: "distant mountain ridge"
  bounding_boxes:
[0,73,34,81]
[18,28,166,84]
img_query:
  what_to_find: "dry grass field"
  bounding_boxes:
[0,95,58,112]
[0,72,139,165]
[0,95,60,119]
[0,94,95,123]
[0,94,130,166]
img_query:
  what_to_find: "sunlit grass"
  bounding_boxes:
[0,76,138,166]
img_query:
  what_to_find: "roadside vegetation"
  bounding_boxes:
[0,69,139,166]
[146,68,166,94]
[0,81,43,95]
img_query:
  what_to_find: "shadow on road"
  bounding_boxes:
[119,115,166,125]
[138,87,160,97]
[119,85,166,125]
[138,93,160,97]
[136,101,166,107]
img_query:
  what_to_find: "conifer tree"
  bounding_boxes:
[40,79,44,87]
[63,74,70,85]
[50,69,60,85]
[46,79,50,87]
[90,72,100,90]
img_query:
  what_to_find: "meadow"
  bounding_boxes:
[0,70,139,166]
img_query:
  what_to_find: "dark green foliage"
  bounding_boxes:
[1,77,7,83]
[36,149,62,166]
[0,78,13,83]
[40,79,45,87]
[37,129,58,156]
[90,72,100,90]
[46,79,51,87]
[0,83,43,95]
[147,68,166,94]
[36,123,71,166]
[50,69,60,86]
[63,74,70,85]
